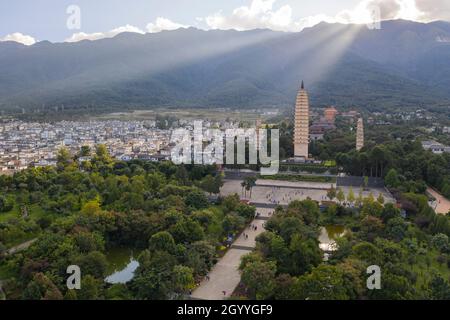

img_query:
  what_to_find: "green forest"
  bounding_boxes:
[0,146,255,300]
[238,197,450,300]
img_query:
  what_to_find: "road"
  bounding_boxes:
[190,207,272,300]
[427,188,450,215]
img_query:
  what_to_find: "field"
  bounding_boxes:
[91,108,275,123]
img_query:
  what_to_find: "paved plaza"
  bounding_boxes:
[221,179,394,205]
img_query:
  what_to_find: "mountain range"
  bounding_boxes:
[1,19,450,114]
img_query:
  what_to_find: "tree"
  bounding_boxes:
[386,217,408,242]
[363,176,369,189]
[200,173,223,194]
[368,272,415,300]
[78,275,103,300]
[104,284,132,300]
[289,235,322,276]
[347,187,355,204]
[93,144,113,166]
[222,194,240,213]
[431,234,449,253]
[56,147,73,171]
[175,165,189,186]
[377,193,385,205]
[359,215,384,241]
[172,265,195,294]
[0,196,13,213]
[79,145,91,157]
[185,190,209,210]
[222,213,246,235]
[241,181,247,197]
[336,188,345,204]
[244,176,257,198]
[327,186,337,201]
[385,169,400,188]
[23,273,63,300]
[294,265,349,300]
[74,231,105,253]
[149,231,176,254]
[81,198,104,216]
[381,203,400,222]
[199,175,216,195]
[74,251,108,279]
[241,260,277,300]
[274,274,296,300]
[429,274,450,300]
[184,241,216,275]
[355,188,364,207]
[351,242,382,265]
[170,219,204,243]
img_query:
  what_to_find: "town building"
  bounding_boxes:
[422,140,450,154]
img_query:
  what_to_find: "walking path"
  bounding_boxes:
[6,238,37,256]
[427,188,450,215]
[191,207,273,300]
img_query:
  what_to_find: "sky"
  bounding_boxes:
[1,0,449,45]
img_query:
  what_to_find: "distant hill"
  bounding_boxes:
[1,19,450,114]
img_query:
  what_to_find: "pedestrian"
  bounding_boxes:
[223,291,226,296]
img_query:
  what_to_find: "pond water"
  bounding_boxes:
[318,225,347,252]
[104,248,141,284]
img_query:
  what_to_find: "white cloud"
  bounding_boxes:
[416,0,450,21]
[346,0,424,22]
[205,0,300,32]
[65,18,187,43]
[0,32,36,46]
[203,0,445,33]
[146,17,188,33]
[65,24,144,43]
[54,0,450,44]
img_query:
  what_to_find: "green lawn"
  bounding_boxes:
[0,202,47,223]
[412,249,450,289]
[0,202,50,247]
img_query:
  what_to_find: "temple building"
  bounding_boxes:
[294,81,310,158]
[356,118,364,151]
[324,106,338,123]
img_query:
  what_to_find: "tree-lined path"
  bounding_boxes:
[191,206,272,300]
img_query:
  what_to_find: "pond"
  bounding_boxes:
[104,248,141,284]
[318,225,348,252]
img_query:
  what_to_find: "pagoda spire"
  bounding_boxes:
[301,80,304,90]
